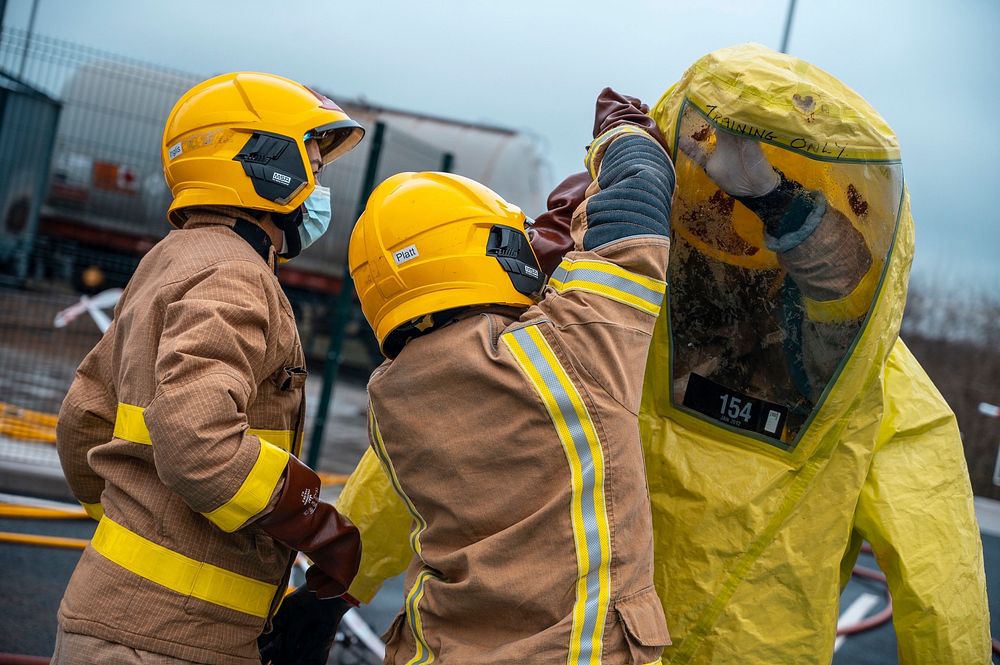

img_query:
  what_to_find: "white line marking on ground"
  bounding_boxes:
[975,496,1000,538]
[834,592,880,652]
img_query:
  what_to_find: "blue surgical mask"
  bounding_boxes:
[299,184,332,250]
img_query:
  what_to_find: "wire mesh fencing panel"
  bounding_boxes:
[0,28,197,244]
[0,70,60,284]
[0,29,451,480]
[0,278,108,469]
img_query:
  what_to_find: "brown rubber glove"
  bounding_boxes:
[592,87,668,150]
[530,171,591,275]
[257,456,361,599]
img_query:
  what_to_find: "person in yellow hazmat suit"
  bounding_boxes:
[54,73,366,665]
[334,44,992,664]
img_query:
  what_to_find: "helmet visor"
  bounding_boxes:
[306,120,365,165]
[666,101,903,448]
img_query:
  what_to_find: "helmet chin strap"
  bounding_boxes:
[272,207,304,259]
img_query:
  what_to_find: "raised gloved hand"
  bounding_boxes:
[529,171,591,275]
[705,131,780,198]
[257,456,361,599]
[258,586,353,665]
[585,88,669,177]
[592,87,666,144]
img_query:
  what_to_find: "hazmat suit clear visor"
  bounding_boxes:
[667,103,903,447]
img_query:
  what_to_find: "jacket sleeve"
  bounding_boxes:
[531,129,674,412]
[853,340,991,663]
[143,260,290,533]
[335,447,414,603]
[56,336,116,520]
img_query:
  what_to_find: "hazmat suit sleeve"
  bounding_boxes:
[336,446,414,603]
[142,259,291,531]
[852,339,991,662]
[57,334,116,519]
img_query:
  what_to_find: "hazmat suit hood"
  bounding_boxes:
[646,42,912,452]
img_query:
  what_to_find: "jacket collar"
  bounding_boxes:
[181,207,279,271]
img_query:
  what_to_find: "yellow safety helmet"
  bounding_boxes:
[349,172,545,356]
[162,72,364,227]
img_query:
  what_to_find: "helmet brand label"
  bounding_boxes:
[525,265,539,278]
[271,171,292,186]
[168,143,182,160]
[393,244,419,266]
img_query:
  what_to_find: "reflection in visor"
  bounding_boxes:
[306,120,364,165]
[668,103,903,446]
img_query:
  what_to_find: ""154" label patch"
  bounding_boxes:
[682,373,788,440]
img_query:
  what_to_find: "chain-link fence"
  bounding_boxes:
[0,69,59,284]
[0,28,449,481]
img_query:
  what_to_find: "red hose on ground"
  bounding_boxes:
[846,545,1000,657]
[836,564,893,637]
[0,654,50,664]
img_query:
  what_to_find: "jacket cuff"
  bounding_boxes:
[201,437,289,532]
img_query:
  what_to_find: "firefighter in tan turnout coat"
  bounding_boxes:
[54,72,365,665]
[343,90,674,664]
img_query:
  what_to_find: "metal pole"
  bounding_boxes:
[779,0,797,54]
[306,121,386,470]
[0,0,8,47]
[440,151,454,173]
[978,403,1000,486]
[993,442,1000,487]
[18,0,39,78]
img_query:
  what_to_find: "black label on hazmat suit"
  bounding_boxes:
[683,373,789,440]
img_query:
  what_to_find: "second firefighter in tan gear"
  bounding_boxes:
[54,72,364,665]
[346,91,675,664]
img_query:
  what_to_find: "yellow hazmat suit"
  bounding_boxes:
[336,44,991,664]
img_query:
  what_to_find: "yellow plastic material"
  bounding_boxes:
[81,502,104,521]
[638,43,989,664]
[162,72,364,227]
[0,401,58,443]
[349,172,539,353]
[0,503,88,520]
[336,44,991,664]
[336,448,411,604]
[0,531,89,550]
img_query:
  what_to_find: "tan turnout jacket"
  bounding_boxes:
[57,209,306,665]
[369,130,674,664]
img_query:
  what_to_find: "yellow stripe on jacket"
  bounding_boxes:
[90,516,278,618]
[549,257,666,316]
[503,324,612,665]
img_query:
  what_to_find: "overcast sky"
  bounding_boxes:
[4,0,998,291]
